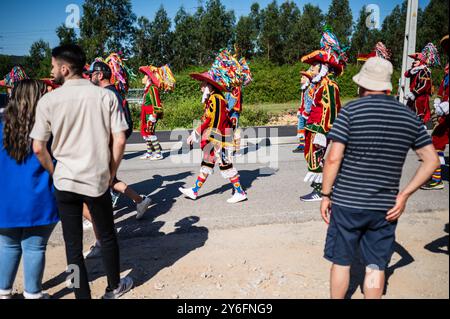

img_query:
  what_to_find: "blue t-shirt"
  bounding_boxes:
[0,122,59,228]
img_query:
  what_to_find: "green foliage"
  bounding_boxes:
[56,24,78,46]
[171,7,202,71]
[417,0,449,62]
[239,107,272,127]
[325,0,353,48]
[0,55,13,79]
[146,6,174,66]
[349,6,383,63]
[381,1,407,66]
[235,16,257,59]
[79,0,136,61]
[25,40,52,79]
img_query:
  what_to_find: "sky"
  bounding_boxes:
[0,0,431,56]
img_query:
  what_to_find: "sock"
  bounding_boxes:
[192,176,207,195]
[298,129,305,147]
[312,182,322,193]
[152,138,162,155]
[146,140,154,155]
[431,168,442,184]
[230,176,245,195]
[298,135,305,147]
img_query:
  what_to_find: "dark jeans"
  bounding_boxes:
[54,189,120,299]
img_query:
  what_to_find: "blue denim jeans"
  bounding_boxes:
[0,224,56,295]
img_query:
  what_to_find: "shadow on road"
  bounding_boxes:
[43,171,211,299]
[424,224,449,255]
[44,216,208,299]
[345,242,415,299]
[197,167,277,200]
[113,171,192,221]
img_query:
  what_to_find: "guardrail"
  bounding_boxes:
[127,88,144,104]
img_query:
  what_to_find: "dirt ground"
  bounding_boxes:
[267,112,298,126]
[8,210,449,299]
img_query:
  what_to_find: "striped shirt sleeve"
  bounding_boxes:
[412,123,432,150]
[328,107,350,145]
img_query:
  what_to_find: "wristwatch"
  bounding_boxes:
[321,192,332,198]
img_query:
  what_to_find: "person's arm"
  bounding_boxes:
[386,144,440,222]
[320,141,346,224]
[33,140,55,176]
[109,131,127,185]
[187,97,214,145]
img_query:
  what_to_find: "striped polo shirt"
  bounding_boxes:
[328,94,432,211]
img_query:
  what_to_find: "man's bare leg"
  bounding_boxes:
[363,267,385,299]
[113,181,143,204]
[330,264,351,299]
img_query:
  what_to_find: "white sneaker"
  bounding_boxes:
[140,153,153,160]
[83,242,102,259]
[0,289,12,299]
[83,219,93,230]
[227,192,247,204]
[150,153,163,161]
[179,187,198,200]
[102,277,134,299]
[24,291,51,299]
[136,196,152,220]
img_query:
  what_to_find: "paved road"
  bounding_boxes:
[48,142,449,246]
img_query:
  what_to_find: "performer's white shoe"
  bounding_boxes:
[150,153,163,161]
[140,153,153,160]
[227,192,247,204]
[179,187,198,200]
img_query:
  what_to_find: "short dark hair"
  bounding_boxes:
[52,45,86,76]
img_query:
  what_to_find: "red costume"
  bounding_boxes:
[421,36,448,190]
[405,43,441,124]
[405,66,432,123]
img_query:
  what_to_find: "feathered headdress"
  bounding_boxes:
[0,66,29,87]
[374,42,392,60]
[409,43,441,68]
[357,42,392,62]
[139,64,176,92]
[95,52,135,97]
[207,49,252,91]
[320,26,348,64]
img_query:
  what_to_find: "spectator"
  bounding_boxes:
[0,80,59,299]
[30,44,133,299]
[82,61,151,259]
[320,57,440,299]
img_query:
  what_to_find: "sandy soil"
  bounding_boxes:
[8,210,449,299]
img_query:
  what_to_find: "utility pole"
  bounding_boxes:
[399,0,419,104]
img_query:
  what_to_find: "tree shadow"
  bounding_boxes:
[196,167,277,200]
[345,242,415,299]
[424,224,449,255]
[44,216,208,299]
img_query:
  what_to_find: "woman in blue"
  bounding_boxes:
[0,80,59,299]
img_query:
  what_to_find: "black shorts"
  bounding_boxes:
[324,204,398,271]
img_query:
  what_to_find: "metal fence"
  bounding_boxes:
[127,89,144,104]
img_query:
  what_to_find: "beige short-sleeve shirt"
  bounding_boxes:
[30,79,129,197]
